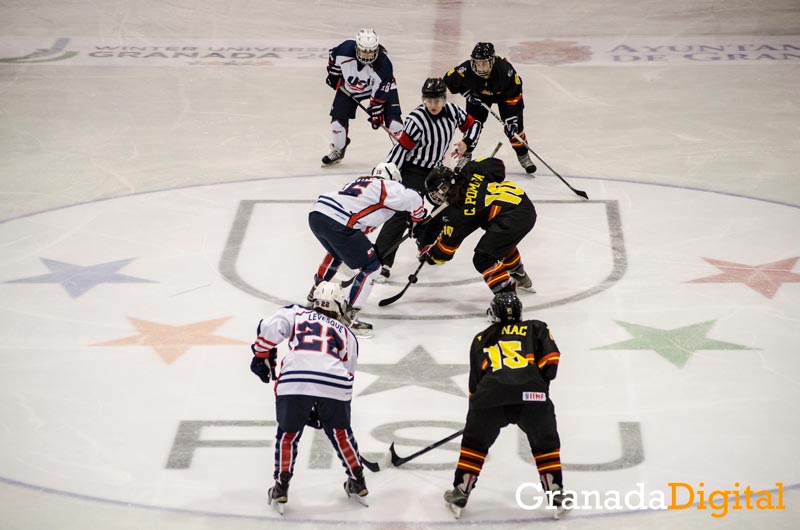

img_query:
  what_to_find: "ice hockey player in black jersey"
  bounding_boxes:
[420,157,536,293]
[443,291,571,519]
[443,42,536,174]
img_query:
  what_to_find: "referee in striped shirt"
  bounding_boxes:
[375,77,482,282]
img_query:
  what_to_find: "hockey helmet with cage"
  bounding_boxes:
[371,162,401,182]
[425,165,457,206]
[421,77,447,99]
[355,28,380,64]
[312,281,347,318]
[470,42,495,77]
[488,291,523,324]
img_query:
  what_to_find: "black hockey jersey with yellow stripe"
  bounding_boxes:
[444,57,524,107]
[429,157,533,263]
[468,319,560,408]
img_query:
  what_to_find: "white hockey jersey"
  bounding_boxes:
[312,176,426,233]
[253,305,358,401]
[327,40,396,103]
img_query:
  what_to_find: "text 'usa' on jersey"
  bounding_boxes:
[329,40,396,99]
[444,58,523,107]
[467,319,561,408]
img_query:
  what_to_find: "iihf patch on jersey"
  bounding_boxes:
[522,391,546,401]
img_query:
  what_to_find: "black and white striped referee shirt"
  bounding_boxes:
[387,102,482,169]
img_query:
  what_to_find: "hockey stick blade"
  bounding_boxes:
[360,455,381,473]
[389,442,403,466]
[378,260,424,307]
[388,429,465,467]
[479,102,588,200]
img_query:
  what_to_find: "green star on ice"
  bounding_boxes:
[357,345,469,397]
[593,320,752,369]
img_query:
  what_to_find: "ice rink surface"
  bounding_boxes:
[1,1,799,529]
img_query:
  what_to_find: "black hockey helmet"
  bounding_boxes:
[425,165,456,206]
[470,42,495,77]
[489,291,523,323]
[421,77,447,99]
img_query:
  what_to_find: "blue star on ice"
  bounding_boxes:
[5,258,155,297]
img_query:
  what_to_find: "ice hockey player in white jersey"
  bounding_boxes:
[250,281,369,514]
[322,28,403,166]
[308,162,425,336]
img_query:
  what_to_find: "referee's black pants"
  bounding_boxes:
[375,163,432,268]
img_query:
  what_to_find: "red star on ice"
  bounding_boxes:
[93,316,245,364]
[688,256,800,299]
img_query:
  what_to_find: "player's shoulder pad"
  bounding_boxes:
[332,39,357,58]
[471,156,506,179]
[371,54,394,77]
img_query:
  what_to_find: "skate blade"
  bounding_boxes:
[321,158,343,168]
[270,499,286,516]
[351,329,373,339]
[347,492,370,507]
[518,285,536,293]
[554,506,570,520]
[446,502,462,519]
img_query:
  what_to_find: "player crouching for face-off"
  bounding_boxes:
[419,157,536,294]
[250,281,369,514]
[308,162,426,337]
[444,291,572,519]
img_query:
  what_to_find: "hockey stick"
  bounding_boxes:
[341,200,449,288]
[389,429,464,467]
[338,87,399,141]
[360,455,381,473]
[480,102,588,200]
[378,259,425,307]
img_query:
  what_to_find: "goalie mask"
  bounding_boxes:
[470,42,495,77]
[425,166,457,206]
[312,281,347,318]
[371,162,401,182]
[355,28,380,64]
[488,291,523,324]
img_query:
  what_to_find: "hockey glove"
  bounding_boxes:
[464,90,482,107]
[503,116,520,137]
[368,99,385,130]
[418,243,444,265]
[250,346,278,383]
[326,73,342,90]
[306,405,323,430]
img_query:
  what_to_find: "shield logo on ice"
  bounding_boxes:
[219,198,626,320]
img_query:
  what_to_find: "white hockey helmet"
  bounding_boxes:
[371,162,401,182]
[355,28,379,64]
[312,281,347,317]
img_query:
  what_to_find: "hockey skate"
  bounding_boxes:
[344,306,373,338]
[374,266,391,284]
[511,269,536,293]
[321,138,351,167]
[267,472,292,516]
[444,474,474,519]
[444,483,472,519]
[549,484,574,519]
[517,153,537,174]
[343,466,369,507]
